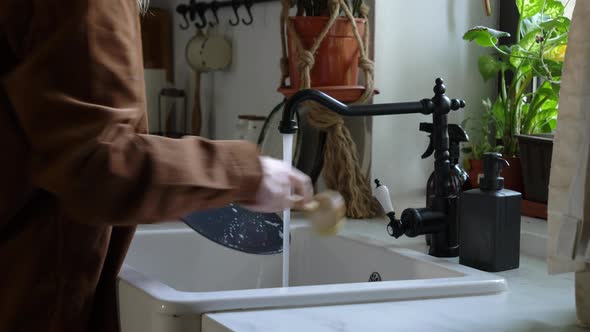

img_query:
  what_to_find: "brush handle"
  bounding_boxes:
[290,195,319,211]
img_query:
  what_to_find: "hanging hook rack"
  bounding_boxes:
[194,1,209,29]
[209,1,221,27]
[176,0,279,30]
[241,0,254,25]
[229,0,241,26]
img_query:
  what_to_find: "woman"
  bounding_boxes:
[0,0,312,331]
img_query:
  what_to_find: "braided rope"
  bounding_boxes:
[279,0,379,218]
[304,101,380,218]
[279,0,294,88]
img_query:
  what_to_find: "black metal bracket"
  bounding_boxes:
[209,1,221,27]
[241,0,254,25]
[229,0,241,26]
[175,0,279,29]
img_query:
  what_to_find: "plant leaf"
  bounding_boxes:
[510,30,541,71]
[478,55,500,81]
[491,98,506,139]
[542,99,558,110]
[535,109,558,133]
[521,14,550,36]
[550,81,561,97]
[540,58,565,80]
[540,16,570,32]
[543,44,567,62]
[528,106,558,134]
[499,45,513,55]
[463,27,510,47]
[516,0,544,20]
[521,10,567,35]
[540,123,552,132]
[543,0,565,18]
[461,98,507,160]
[535,81,559,100]
[548,118,557,131]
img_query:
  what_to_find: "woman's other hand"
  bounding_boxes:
[243,157,313,213]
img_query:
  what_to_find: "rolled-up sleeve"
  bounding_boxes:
[1,0,262,224]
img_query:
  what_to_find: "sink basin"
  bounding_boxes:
[118,222,506,332]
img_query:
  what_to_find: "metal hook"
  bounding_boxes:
[176,4,191,30]
[188,0,197,22]
[229,0,241,26]
[194,2,208,29]
[209,1,220,27]
[242,0,254,25]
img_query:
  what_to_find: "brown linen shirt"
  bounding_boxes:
[0,1,263,331]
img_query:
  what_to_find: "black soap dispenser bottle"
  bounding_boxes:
[460,152,522,272]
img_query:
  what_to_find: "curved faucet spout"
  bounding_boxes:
[278,89,434,134]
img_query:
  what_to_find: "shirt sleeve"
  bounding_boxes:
[1,0,262,224]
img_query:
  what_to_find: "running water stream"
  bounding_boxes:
[281,134,293,287]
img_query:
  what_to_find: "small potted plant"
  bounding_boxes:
[462,0,570,202]
[461,99,503,188]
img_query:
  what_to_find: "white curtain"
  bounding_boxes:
[547,0,590,326]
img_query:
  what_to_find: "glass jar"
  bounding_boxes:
[158,88,187,138]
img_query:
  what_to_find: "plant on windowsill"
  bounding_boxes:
[461,99,504,188]
[462,0,570,200]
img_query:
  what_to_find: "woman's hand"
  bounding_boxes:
[243,157,313,213]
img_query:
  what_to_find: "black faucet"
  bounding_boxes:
[420,122,471,205]
[420,122,471,248]
[279,78,466,257]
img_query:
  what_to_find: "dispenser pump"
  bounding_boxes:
[480,153,510,191]
[459,151,522,272]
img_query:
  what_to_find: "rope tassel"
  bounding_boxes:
[280,0,379,218]
[306,103,380,218]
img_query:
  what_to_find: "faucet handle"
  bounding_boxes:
[374,179,405,239]
[450,99,466,111]
[374,179,394,214]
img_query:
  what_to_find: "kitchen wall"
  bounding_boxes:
[149,0,285,140]
[148,0,500,201]
[371,0,500,200]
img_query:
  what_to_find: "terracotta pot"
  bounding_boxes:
[468,159,483,189]
[287,16,366,89]
[468,157,524,193]
[503,157,524,193]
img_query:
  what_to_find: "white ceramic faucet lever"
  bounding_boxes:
[374,179,394,215]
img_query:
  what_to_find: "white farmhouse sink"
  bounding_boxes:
[118,222,506,332]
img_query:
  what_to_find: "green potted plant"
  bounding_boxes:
[283,0,367,96]
[461,99,503,188]
[462,0,570,198]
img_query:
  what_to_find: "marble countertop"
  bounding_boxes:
[199,214,587,332]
